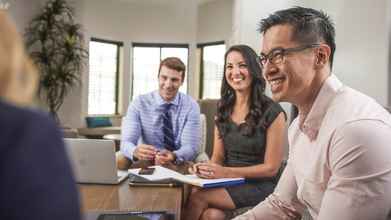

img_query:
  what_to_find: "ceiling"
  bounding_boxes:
[117,0,218,6]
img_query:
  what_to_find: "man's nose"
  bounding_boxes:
[164,79,173,87]
[262,62,278,78]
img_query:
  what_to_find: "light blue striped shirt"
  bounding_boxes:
[121,90,201,162]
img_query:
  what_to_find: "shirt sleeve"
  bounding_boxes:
[173,100,201,162]
[234,160,305,220]
[317,119,391,220]
[121,97,142,160]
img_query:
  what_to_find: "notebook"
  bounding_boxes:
[128,173,182,187]
[64,138,128,184]
[85,211,174,220]
[128,166,245,188]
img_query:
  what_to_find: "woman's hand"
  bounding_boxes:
[192,162,228,179]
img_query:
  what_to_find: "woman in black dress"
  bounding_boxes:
[185,45,286,220]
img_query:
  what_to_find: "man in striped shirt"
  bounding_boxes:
[117,57,201,168]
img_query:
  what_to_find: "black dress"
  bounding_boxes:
[220,101,285,208]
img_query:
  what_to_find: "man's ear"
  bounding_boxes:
[315,44,331,69]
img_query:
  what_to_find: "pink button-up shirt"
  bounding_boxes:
[235,75,391,220]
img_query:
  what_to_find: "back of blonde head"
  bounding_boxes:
[0,10,37,106]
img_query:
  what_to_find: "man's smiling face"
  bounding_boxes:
[261,24,318,104]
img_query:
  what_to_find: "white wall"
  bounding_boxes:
[7,0,46,33]
[231,0,308,51]
[197,0,233,43]
[388,0,391,106]
[307,0,389,106]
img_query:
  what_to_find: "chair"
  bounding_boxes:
[195,114,209,162]
[61,127,79,138]
[197,99,219,157]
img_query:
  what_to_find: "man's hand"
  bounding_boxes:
[133,144,158,160]
[155,150,175,165]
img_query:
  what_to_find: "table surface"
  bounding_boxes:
[79,181,183,220]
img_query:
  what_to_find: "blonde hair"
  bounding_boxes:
[0,10,38,106]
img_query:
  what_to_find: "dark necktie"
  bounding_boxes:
[162,103,175,151]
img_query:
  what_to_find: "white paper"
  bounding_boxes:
[128,166,244,187]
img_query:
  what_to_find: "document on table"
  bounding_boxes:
[128,166,245,188]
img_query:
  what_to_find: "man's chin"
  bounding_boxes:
[162,94,175,102]
[271,92,285,102]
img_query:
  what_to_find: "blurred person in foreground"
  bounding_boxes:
[0,10,81,220]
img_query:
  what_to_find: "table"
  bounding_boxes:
[79,181,183,220]
[77,126,121,139]
[103,134,121,151]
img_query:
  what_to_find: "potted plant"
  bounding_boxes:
[25,0,88,121]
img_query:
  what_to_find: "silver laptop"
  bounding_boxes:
[64,138,128,184]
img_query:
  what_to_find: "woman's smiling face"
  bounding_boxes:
[225,50,253,93]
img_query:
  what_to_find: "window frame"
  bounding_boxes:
[197,41,225,99]
[88,37,123,116]
[131,43,190,100]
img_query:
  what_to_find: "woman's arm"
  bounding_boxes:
[210,125,225,165]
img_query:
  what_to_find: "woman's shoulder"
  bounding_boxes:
[260,95,283,112]
[260,95,286,126]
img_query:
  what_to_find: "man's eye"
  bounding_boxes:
[271,51,283,60]
[226,65,233,69]
[239,64,248,68]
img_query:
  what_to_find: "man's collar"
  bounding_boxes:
[153,90,180,108]
[299,74,343,141]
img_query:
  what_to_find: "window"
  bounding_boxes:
[88,38,122,115]
[198,42,225,99]
[132,43,188,100]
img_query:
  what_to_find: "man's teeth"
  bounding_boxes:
[270,79,283,86]
[233,78,243,82]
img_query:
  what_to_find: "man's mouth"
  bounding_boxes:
[268,76,285,91]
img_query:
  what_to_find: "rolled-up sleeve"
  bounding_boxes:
[174,101,201,162]
[234,160,304,220]
[120,98,142,160]
[317,120,391,220]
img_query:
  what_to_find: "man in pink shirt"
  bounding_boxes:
[235,7,391,220]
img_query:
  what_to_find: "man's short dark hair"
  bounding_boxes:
[158,57,186,82]
[259,6,336,69]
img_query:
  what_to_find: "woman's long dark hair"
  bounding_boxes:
[216,44,272,137]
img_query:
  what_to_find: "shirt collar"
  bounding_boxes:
[153,90,180,109]
[300,74,344,140]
